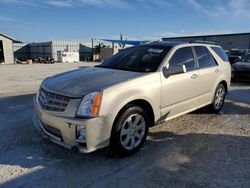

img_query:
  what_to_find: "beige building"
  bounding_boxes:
[93,44,122,61]
[100,45,121,60]
[0,33,14,64]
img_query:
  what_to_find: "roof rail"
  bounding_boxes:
[190,40,219,45]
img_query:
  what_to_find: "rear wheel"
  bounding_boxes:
[208,84,226,113]
[110,106,149,156]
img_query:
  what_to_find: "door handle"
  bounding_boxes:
[215,68,220,73]
[191,74,199,79]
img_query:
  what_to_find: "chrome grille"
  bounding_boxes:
[38,88,70,112]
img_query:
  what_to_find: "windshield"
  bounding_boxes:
[96,46,171,72]
[240,54,250,63]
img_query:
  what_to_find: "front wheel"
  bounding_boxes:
[110,106,149,156]
[208,84,226,113]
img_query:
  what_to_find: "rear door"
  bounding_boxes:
[193,46,220,104]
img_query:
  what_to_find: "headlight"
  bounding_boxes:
[76,92,102,117]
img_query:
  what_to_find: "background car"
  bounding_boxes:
[231,53,250,81]
[228,48,248,64]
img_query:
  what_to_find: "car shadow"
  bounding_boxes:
[0,130,249,187]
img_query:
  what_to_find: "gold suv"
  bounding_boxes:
[33,41,231,156]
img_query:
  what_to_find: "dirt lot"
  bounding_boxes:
[0,63,250,188]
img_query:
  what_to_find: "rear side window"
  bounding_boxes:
[211,47,229,62]
[169,47,195,71]
[194,46,217,68]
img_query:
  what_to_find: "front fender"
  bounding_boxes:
[99,73,162,139]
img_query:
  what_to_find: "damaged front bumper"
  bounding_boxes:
[33,114,75,149]
[33,96,112,153]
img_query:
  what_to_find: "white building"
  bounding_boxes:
[0,33,14,64]
[14,40,92,62]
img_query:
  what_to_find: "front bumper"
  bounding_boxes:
[33,114,74,149]
[33,96,112,153]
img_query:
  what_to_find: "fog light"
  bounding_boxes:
[76,125,86,143]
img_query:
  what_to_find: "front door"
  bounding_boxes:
[161,47,200,120]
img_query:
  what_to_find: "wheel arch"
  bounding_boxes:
[112,99,155,129]
[218,80,228,94]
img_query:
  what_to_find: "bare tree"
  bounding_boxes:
[118,33,127,49]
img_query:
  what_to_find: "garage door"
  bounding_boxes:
[0,40,4,63]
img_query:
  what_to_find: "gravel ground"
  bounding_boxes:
[0,63,250,188]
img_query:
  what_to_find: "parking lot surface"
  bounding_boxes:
[0,63,250,188]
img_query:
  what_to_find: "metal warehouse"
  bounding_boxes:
[0,33,14,64]
[14,40,92,62]
[162,32,250,50]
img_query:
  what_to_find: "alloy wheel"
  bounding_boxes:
[120,114,146,150]
[214,87,225,109]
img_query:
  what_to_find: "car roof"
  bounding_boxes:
[141,41,186,48]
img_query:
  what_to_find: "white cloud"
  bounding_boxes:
[0,0,39,6]
[0,0,172,9]
[46,0,74,7]
[186,0,228,17]
[229,0,250,17]
[135,0,172,9]
[0,0,20,3]
[186,0,250,18]
[76,0,173,9]
[79,0,131,8]
[0,15,16,22]
[106,0,131,8]
[0,0,131,8]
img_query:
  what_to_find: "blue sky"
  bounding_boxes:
[0,0,250,43]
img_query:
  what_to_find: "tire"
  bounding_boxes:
[110,106,149,156]
[208,84,226,113]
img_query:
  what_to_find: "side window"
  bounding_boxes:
[211,46,229,62]
[208,50,218,66]
[194,46,217,68]
[169,47,195,71]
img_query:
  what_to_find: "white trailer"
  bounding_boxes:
[57,51,79,63]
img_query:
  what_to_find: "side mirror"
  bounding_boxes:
[162,65,186,78]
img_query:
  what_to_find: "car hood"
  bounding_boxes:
[232,62,250,71]
[42,67,143,98]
